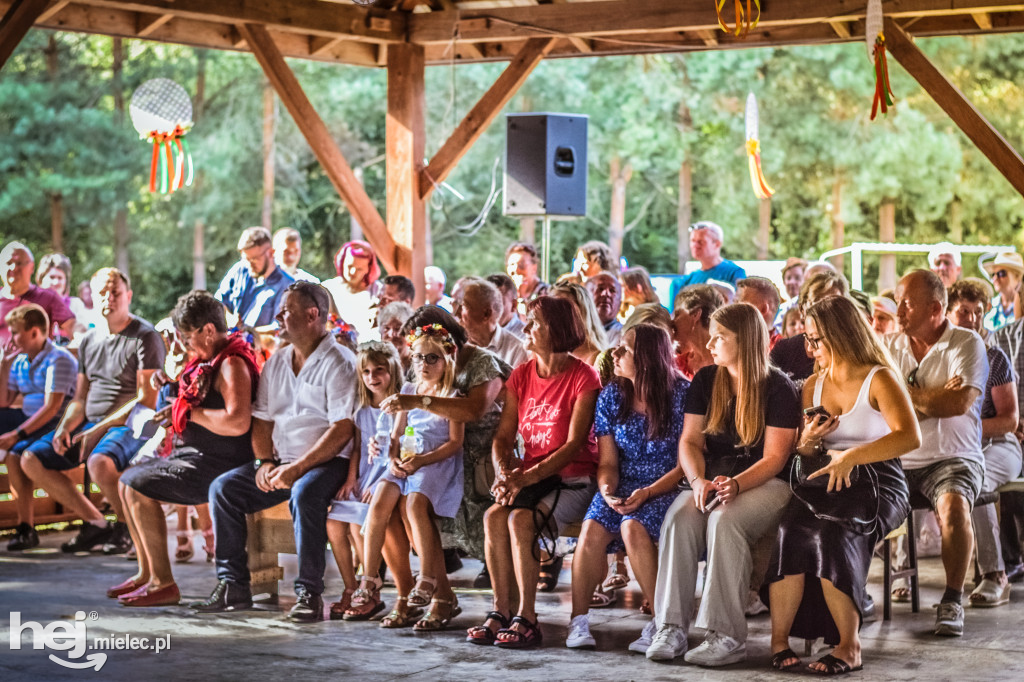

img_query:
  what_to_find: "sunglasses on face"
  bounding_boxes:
[803,334,824,350]
[993,270,1010,279]
[412,353,443,366]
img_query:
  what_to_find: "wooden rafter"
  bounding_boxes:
[135,12,170,37]
[238,22,398,273]
[420,36,555,198]
[884,17,1024,197]
[0,0,49,69]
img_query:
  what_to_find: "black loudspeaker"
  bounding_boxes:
[504,113,588,217]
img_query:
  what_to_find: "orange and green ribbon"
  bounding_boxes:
[746,139,774,199]
[145,125,194,194]
[871,34,895,120]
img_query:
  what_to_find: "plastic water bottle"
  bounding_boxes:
[400,426,423,462]
[374,410,393,456]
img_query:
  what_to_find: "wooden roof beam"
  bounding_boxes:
[829,19,852,39]
[135,12,171,38]
[973,11,994,28]
[408,0,1024,43]
[884,17,1024,197]
[73,0,405,43]
[239,22,397,271]
[37,0,69,23]
[420,36,555,198]
[1,0,50,70]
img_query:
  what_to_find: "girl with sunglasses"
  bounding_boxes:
[344,324,465,631]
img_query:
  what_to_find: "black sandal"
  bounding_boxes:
[537,556,563,593]
[770,648,802,671]
[809,654,863,676]
[466,611,510,645]
[494,615,543,649]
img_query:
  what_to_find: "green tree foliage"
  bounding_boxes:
[2,30,1024,320]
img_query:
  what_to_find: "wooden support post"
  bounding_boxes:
[884,18,1024,198]
[419,37,555,199]
[387,42,426,299]
[239,23,397,272]
[0,0,49,70]
[608,157,632,263]
[830,177,845,274]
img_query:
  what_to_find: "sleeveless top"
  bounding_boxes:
[181,382,254,465]
[813,366,891,450]
[809,365,910,535]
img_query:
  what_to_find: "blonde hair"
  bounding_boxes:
[704,303,770,448]
[622,303,672,336]
[805,296,897,373]
[412,336,455,396]
[356,342,404,410]
[550,281,608,351]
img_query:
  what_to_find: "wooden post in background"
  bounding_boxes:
[262,78,276,230]
[608,157,632,263]
[879,199,897,292]
[830,177,845,274]
[386,43,426,299]
[193,220,206,290]
[756,197,771,260]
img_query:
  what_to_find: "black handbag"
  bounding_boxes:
[793,452,859,488]
[789,459,880,536]
[508,475,562,510]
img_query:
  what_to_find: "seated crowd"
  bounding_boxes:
[4,227,1024,675]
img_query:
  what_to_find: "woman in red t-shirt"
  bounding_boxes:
[466,296,601,649]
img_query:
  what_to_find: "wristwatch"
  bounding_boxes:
[16,428,28,441]
[421,395,432,408]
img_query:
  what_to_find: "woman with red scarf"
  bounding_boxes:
[110,290,260,606]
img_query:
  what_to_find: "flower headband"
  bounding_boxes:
[406,323,456,356]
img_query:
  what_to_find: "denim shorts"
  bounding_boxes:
[904,457,985,510]
[23,423,146,472]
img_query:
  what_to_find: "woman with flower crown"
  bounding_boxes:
[343,322,465,631]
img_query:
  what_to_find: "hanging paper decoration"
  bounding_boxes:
[129,78,195,194]
[866,0,894,120]
[744,93,774,200]
[716,0,761,37]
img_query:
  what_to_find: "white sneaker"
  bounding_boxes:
[645,623,687,661]
[684,631,746,667]
[628,619,657,654]
[566,614,596,649]
[744,589,769,616]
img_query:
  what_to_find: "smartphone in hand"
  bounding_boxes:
[704,490,722,513]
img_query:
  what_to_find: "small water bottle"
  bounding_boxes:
[400,426,423,462]
[374,410,393,455]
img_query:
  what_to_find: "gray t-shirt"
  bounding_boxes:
[77,316,166,422]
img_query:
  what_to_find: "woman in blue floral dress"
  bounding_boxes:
[564,324,689,651]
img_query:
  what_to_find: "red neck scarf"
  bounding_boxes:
[171,332,260,434]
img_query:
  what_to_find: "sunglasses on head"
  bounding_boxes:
[412,352,443,366]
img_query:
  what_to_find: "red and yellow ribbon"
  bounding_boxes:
[746,139,774,200]
[870,34,895,120]
[716,0,761,38]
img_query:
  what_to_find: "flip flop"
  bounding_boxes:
[770,648,801,671]
[808,653,863,676]
[969,578,1010,607]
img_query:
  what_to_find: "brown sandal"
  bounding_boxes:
[380,596,423,628]
[342,577,385,621]
[328,588,356,620]
[413,595,461,631]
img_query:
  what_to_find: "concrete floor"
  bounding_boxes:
[2,526,1024,681]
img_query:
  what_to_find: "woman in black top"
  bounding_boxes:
[646,303,801,665]
[113,291,259,607]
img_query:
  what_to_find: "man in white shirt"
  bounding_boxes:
[193,282,357,622]
[459,278,528,368]
[885,269,988,637]
[273,228,320,283]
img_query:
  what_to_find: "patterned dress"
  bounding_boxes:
[448,347,512,560]
[584,378,689,551]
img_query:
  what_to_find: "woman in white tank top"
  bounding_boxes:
[763,296,920,675]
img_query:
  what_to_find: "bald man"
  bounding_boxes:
[885,269,988,638]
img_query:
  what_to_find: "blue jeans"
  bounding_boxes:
[208,457,349,595]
